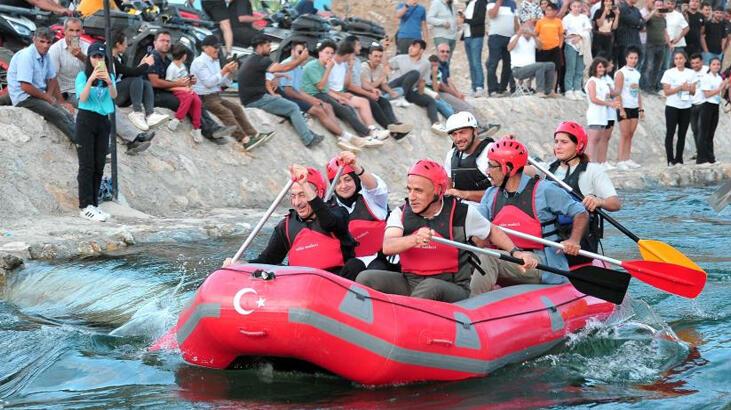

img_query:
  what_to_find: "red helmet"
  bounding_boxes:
[487,138,528,177]
[326,157,355,181]
[301,167,327,198]
[554,121,588,154]
[408,159,449,196]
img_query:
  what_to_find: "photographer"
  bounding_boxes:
[395,0,429,54]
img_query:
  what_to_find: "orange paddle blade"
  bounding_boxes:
[621,260,707,298]
[638,239,705,273]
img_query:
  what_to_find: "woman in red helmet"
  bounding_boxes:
[326,151,393,270]
[228,164,362,279]
[473,138,588,294]
[356,159,533,302]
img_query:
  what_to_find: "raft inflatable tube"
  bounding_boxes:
[153,264,616,385]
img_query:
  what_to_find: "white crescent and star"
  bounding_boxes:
[233,288,266,315]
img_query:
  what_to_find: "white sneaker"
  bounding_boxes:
[364,137,385,147]
[431,123,448,137]
[370,128,391,141]
[575,90,587,98]
[191,129,203,143]
[79,205,106,222]
[167,118,180,131]
[128,111,149,131]
[336,137,362,152]
[626,159,641,168]
[616,161,631,171]
[472,87,485,98]
[145,112,169,127]
[94,205,111,220]
[602,162,617,170]
[565,90,575,99]
[394,97,411,108]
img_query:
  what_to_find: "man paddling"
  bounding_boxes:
[443,111,495,203]
[472,138,589,294]
[225,165,363,279]
[356,159,537,303]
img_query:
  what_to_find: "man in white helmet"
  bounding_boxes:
[443,111,495,203]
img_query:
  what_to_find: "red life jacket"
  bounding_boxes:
[400,197,470,276]
[346,195,387,257]
[491,176,555,250]
[285,211,345,270]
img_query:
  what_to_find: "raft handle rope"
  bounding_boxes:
[252,269,276,280]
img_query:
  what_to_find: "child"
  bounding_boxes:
[535,2,564,93]
[165,44,203,143]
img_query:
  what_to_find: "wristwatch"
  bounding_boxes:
[509,247,521,257]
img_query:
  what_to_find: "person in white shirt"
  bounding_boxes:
[663,0,690,70]
[598,59,618,167]
[48,17,88,107]
[661,50,696,165]
[696,57,729,164]
[614,46,644,169]
[165,44,204,143]
[508,23,558,97]
[562,0,593,99]
[585,57,620,166]
[687,53,708,160]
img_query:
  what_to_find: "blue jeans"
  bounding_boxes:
[434,95,454,119]
[464,36,485,91]
[246,94,314,145]
[642,44,666,91]
[563,46,584,92]
[486,34,512,93]
[702,51,723,65]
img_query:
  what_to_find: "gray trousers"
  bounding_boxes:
[469,253,541,296]
[16,97,75,142]
[512,62,556,95]
[438,92,490,127]
[356,269,471,303]
[246,93,314,145]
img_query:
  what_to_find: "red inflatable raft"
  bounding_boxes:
[152,264,616,385]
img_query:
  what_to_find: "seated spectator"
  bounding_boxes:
[165,44,204,143]
[425,55,456,119]
[361,44,409,106]
[147,31,235,144]
[301,40,384,146]
[535,2,565,93]
[75,42,117,222]
[7,28,75,142]
[238,34,324,148]
[509,23,558,97]
[395,0,429,54]
[48,17,87,107]
[191,35,273,150]
[388,40,446,135]
[277,41,369,151]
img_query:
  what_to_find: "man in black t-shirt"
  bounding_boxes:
[229,0,260,48]
[701,7,729,63]
[684,0,706,56]
[238,34,324,148]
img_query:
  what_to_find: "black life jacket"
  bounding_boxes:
[450,138,493,191]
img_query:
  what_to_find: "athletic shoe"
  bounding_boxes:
[603,162,616,170]
[191,129,203,143]
[126,140,151,155]
[244,130,275,150]
[387,122,413,134]
[336,137,362,152]
[94,206,111,220]
[472,87,485,98]
[145,112,168,127]
[211,125,237,140]
[393,97,411,107]
[616,161,631,171]
[305,132,324,148]
[80,205,106,222]
[167,118,180,131]
[478,123,501,138]
[575,90,587,98]
[370,128,391,140]
[364,137,385,147]
[431,123,449,137]
[136,131,156,143]
[128,111,149,131]
[564,90,575,99]
[626,159,641,168]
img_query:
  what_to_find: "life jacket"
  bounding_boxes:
[491,176,556,250]
[345,195,387,257]
[400,197,472,276]
[285,210,345,270]
[450,138,493,191]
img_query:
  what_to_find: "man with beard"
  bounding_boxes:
[443,112,495,203]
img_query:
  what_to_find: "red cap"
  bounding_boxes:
[408,159,449,196]
[326,157,355,181]
[487,138,528,177]
[554,121,588,154]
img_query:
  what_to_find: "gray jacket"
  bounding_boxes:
[427,0,458,40]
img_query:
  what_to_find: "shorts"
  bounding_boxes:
[201,0,228,22]
[618,107,639,121]
[606,120,615,129]
[279,88,312,112]
[588,124,606,130]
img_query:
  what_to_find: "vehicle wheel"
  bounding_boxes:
[0,47,14,97]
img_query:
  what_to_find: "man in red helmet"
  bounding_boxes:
[356,159,537,302]
[228,164,362,279]
[473,138,589,294]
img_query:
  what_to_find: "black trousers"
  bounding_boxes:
[690,103,702,152]
[314,93,371,137]
[664,105,691,164]
[388,70,439,123]
[367,95,398,128]
[537,47,563,93]
[697,102,719,164]
[154,90,220,137]
[75,109,110,209]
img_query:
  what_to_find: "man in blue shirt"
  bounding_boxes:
[7,27,76,142]
[396,0,429,54]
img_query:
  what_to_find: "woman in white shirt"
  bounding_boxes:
[598,59,618,168]
[585,57,620,166]
[614,46,643,170]
[562,0,592,99]
[697,57,729,164]
[660,50,696,166]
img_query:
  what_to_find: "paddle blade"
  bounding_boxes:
[566,266,630,305]
[638,239,704,273]
[621,260,707,298]
[708,179,731,212]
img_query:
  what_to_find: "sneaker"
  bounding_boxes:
[191,129,203,143]
[394,97,411,107]
[305,132,324,148]
[364,137,385,147]
[387,122,413,134]
[244,130,275,150]
[603,162,616,170]
[478,123,501,138]
[79,205,106,222]
[616,161,631,171]
[565,90,575,99]
[167,118,181,131]
[370,128,391,141]
[136,131,156,143]
[626,159,641,168]
[145,112,169,127]
[94,205,111,220]
[211,125,237,139]
[336,137,363,152]
[126,140,151,155]
[128,111,149,131]
[346,134,369,148]
[431,123,448,137]
[472,87,485,98]
[575,91,587,98]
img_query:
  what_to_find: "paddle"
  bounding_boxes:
[324,165,344,202]
[528,157,704,272]
[230,178,295,264]
[497,226,707,298]
[708,179,731,212]
[431,237,630,304]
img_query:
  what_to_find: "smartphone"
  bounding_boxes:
[96,60,106,71]
[70,36,80,48]
[226,53,239,64]
[658,7,671,12]
[146,45,153,54]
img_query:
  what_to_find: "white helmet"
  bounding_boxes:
[445,111,478,134]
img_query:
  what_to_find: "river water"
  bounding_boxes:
[1,186,729,409]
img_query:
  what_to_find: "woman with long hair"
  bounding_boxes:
[697,57,729,164]
[584,57,619,166]
[599,59,618,168]
[591,0,619,60]
[660,50,695,166]
[614,46,643,169]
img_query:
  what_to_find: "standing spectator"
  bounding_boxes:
[642,0,670,92]
[689,53,708,159]
[563,0,593,100]
[701,7,729,63]
[518,0,543,24]
[486,0,519,96]
[601,60,618,168]
[661,50,696,166]
[395,0,429,54]
[428,0,459,53]
[462,0,487,96]
[615,0,645,68]
[75,42,117,222]
[685,0,707,56]
[191,35,272,150]
[229,0,260,48]
[592,0,620,60]
[584,57,618,165]
[535,2,564,93]
[697,57,728,164]
[48,17,88,107]
[509,23,559,97]
[7,28,75,142]
[239,35,325,148]
[202,0,234,55]
[165,44,204,143]
[663,0,690,70]
[614,46,644,170]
